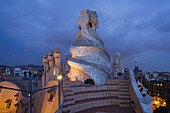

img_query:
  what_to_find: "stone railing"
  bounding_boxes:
[128,71,152,113]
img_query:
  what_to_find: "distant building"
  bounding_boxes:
[5,68,10,75]
[147,80,166,99]
[142,72,170,110]
[63,55,71,76]
[0,65,12,76]
[166,81,170,111]
[14,68,35,78]
[0,65,6,75]
[133,65,142,75]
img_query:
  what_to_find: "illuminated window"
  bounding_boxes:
[157,84,159,86]
[154,83,156,85]
[160,84,162,87]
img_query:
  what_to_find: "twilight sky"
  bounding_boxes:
[0,0,170,72]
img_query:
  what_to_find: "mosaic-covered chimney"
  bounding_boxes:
[67,9,110,85]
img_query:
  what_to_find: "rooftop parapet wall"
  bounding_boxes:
[128,71,153,113]
[0,81,23,113]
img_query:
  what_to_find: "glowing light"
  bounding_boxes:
[152,96,167,111]
[57,75,62,80]
[157,84,159,86]
[54,70,55,75]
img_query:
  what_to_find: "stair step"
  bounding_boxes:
[62,98,131,113]
[62,106,72,112]
[119,82,129,85]
[65,95,74,100]
[118,95,131,99]
[119,103,130,108]
[63,85,85,88]
[119,85,129,88]
[63,81,82,86]
[64,91,74,96]
[119,91,130,95]
[119,89,129,92]
[63,100,75,106]
[64,88,72,92]
[61,80,132,112]
[105,80,129,85]
[119,99,131,104]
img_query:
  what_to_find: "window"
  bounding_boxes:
[89,22,92,28]
[47,87,56,102]
[157,84,159,86]
[160,84,162,87]
[7,103,11,108]
[14,93,19,101]
[84,79,95,84]
[5,99,12,108]
[48,94,53,102]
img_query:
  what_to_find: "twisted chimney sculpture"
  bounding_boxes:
[67,10,110,85]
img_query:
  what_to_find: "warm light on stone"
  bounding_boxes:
[57,75,62,80]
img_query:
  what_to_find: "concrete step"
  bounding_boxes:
[119,99,131,104]
[63,85,85,89]
[62,98,131,113]
[63,81,82,86]
[119,103,130,108]
[119,82,129,85]
[63,88,72,92]
[119,88,129,92]
[119,91,130,95]
[119,85,129,89]
[105,80,129,85]
[65,95,74,100]
[63,99,75,106]
[118,95,131,99]
[64,91,74,96]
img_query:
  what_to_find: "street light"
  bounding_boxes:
[57,74,62,109]
[57,75,62,80]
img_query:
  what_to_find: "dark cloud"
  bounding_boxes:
[0,0,170,71]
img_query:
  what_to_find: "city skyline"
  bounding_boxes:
[0,0,170,72]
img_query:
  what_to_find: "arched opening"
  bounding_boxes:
[48,94,53,102]
[118,72,123,76]
[84,79,95,84]
[79,25,81,30]
[124,68,129,72]
[89,22,92,28]
[138,85,143,92]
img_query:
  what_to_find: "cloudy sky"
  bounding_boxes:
[0,0,170,72]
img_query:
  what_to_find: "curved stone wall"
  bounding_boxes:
[0,81,22,113]
[128,71,152,113]
[33,80,64,113]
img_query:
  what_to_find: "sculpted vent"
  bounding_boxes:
[67,9,110,85]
